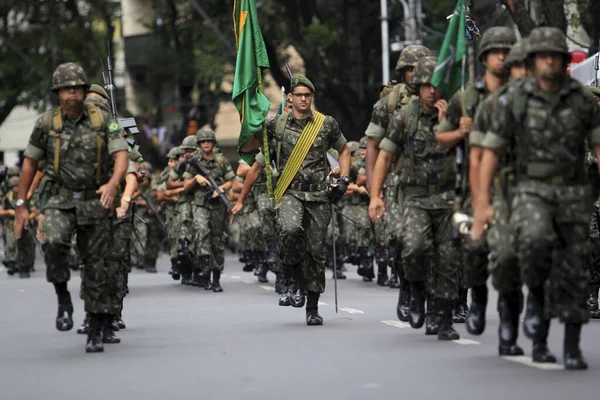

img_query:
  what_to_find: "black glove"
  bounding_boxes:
[328,176,350,204]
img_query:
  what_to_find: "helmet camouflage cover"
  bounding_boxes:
[504,38,529,69]
[347,141,360,155]
[395,45,432,73]
[166,146,182,160]
[196,127,216,142]
[410,56,438,86]
[8,176,20,187]
[526,27,570,58]
[478,26,517,61]
[51,62,90,91]
[359,136,368,148]
[180,136,198,151]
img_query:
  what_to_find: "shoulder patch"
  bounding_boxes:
[108,120,121,133]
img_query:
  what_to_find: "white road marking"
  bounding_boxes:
[259,285,275,292]
[501,355,564,370]
[453,339,481,345]
[230,275,240,280]
[340,307,364,315]
[318,301,328,306]
[381,320,411,329]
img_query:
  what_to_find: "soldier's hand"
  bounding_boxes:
[230,201,243,224]
[182,179,196,191]
[471,204,493,241]
[357,186,369,196]
[14,206,29,240]
[368,196,386,223]
[37,215,45,242]
[116,198,131,219]
[434,99,448,122]
[96,182,118,209]
[459,117,473,137]
[211,190,219,199]
[331,166,341,178]
[195,175,209,186]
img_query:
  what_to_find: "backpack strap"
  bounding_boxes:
[84,102,105,186]
[387,85,401,118]
[274,112,289,174]
[49,108,63,176]
[402,98,420,177]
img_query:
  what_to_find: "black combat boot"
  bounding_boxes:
[115,315,126,330]
[102,314,121,344]
[564,323,587,370]
[344,244,358,265]
[523,286,544,340]
[333,265,347,280]
[254,256,269,283]
[275,273,286,295]
[377,262,389,287]
[408,281,426,328]
[437,299,460,341]
[357,247,375,281]
[200,256,213,290]
[266,240,278,265]
[144,263,157,273]
[278,283,292,306]
[212,270,223,293]
[452,287,469,323]
[77,313,90,334]
[466,285,487,335]
[54,283,74,331]
[289,267,306,308]
[425,295,439,335]
[19,264,30,279]
[588,286,600,319]
[306,291,323,326]
[241,250,254,272]
[85,313,104,353]
[498,292,524,356]
[169,258,181,280]
[192,265,203,287]
[5,261,17,276]
[532,319,556,363]
[396,276,410,322]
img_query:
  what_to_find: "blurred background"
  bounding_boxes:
[0,0,598,168]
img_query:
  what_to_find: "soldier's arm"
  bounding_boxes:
[435,92,467,148]
[18,118,46,205]
[370,110,404,198]
[364,99,388,187]
[468,99,493,204]
[218,159,236,193]
[235,161,265,206]
[588,98,600,173]
[326,117,350,177]
[236,162,251,178]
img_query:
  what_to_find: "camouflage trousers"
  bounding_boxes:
[236,200,265,253]
[487,188,521,294]
[401,204,458,301]
[344,201,373,249]
[462,196,489,288]
[42,202,122,316]
[256,191,281,273]
[170,201,194,260]
[3,221,17,262]
[511,182,591,323]
[375,181,403,274]
[131,207,161,268]
[192,203,226,272]
[16,224,36,267]
[276,194,331,294]
[588,199,600,287]
[111,212,132,287]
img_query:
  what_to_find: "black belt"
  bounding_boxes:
[289,181,327,192]
[57,187,99,201]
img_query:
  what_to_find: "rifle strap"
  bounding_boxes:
[50,108,63,176]
[84,102,105,186]
[273,111,326,204]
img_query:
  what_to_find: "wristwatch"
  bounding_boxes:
[339,176,350,184]
[16,199,26,207]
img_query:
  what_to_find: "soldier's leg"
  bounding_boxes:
[208,207,226,292]
[303,201,331,325]
[275,195,305,308]
[553,191,592,370]
[236,212,254,272]
[113,215,133,329]
[16,227,36,278]
[511,189,557,362]
[144,218,161,273]
[130,212,147,270]
[3,224,17,275]
[192,205,211,288]
[42,207,76,331]
[401,205,433,329]
[432,208,460,341]
[247,210,269,283]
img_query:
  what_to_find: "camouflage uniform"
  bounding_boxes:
[481,27,600,369]
[380,56,460,339]
[23,63,129,352]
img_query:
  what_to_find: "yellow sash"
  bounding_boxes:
[273,111,326,204]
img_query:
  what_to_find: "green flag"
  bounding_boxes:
[431,0,467,98]
[233,0,271,165]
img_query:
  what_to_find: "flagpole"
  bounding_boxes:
[256,67,273,198]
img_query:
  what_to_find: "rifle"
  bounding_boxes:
[187,156,233,212]
[137,189,168,233]
[595,40,599,88]
[452,54,468,246]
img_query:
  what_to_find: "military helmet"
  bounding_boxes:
[526,27,570,58]
[359,136,368,148]
[141,161,154,174]
[196,127,216,142]
[166,146,182,160]
[88,84,108,99]
[410,56,438,86]
[478,27,517,61]
[8,176,20,188]
[6,166,20,177]
[395,45,432,73]
[347,141,360,155]
[327,148,339,161]
[180,136,198,151]
[51,62,90,91]
[504,38,529,69]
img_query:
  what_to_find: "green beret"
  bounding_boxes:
[89,84,109,99]
[290,75,315,93]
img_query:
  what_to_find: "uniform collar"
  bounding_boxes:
[524,75,581,97]
[289,110,314,122]
[60,104,86,124]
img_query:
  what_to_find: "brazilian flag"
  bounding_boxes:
[232,0,271,165]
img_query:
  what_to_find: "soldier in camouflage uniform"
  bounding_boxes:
[233,76,350,326]
[170,128,235,292]
[0,176,36,278]
[15,63,129,353]
[1,168,21,276]
[370,57,460,340]
[436,27,517,327]
[473,27,600,370]
[462,38,531,356]
[366,45,431,320]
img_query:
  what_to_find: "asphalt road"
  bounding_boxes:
[1,252,600,400]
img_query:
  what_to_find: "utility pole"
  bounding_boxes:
[381,0,390,84]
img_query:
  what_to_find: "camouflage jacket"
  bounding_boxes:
[365,83,415,142]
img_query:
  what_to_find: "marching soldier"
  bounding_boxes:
[369,57,460,340]
[473,27,600,369]
[234,75,350,325]
[15,63,129,353]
